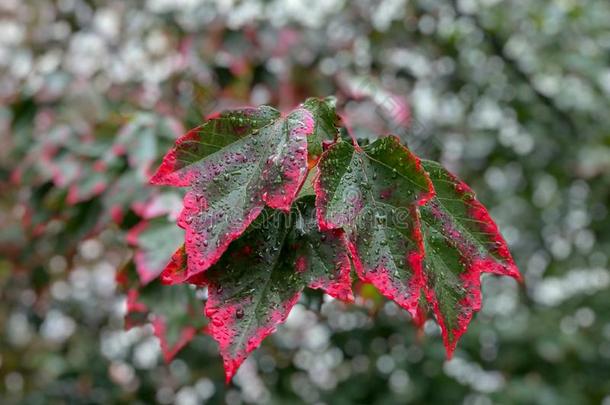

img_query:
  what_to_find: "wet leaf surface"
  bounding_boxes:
[418,160,521,356]
[315,136,433,317]
[152,105,314,280]
[145,102,522,380]
[163,198,353,381]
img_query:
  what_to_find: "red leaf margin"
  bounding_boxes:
[418,166,522,357]
[313,137,521,358]
[313,136,435,320]
[205,289,302,383]
[154,108,315,280]
[159,222,354,382]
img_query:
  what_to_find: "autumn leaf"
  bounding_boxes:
[418,160,521,356]
[315,137,521,357]
[150,102,339,281]
[146,98,523,376]
[315,136,434,318]
[288,197,354,302]
[161,198,353,381]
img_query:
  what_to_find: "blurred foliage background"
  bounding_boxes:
[1,0,610,404]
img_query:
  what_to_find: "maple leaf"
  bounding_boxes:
[161,197,353,381]
[149,101,345,281]
[314,136,434,318]
[288,198,354,302]
[418,160,521,356]
[145,97,523,378]
[315,136,521,356]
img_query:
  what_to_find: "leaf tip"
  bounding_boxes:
[413,302,427,328]
[223,358,240,385]
[444,344,456,361]
[437,318,459,360]
[511,266,525,285]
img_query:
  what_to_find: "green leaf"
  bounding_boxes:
[150,105,314,279]
[150,106,281,187]
[418,160,521,356]
[162,198,353,381]
[315,136,434,317]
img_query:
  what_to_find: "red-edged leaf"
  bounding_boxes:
[315,136,434,318]
[195,211,297,383]
[181,199,353,382]
[124,289,149,329]
[143,282,205,362]
[160,107,314,280]
[150,106,281,187]
[418,160,521,357]
[127,217,184,285]
[159,244,205,286]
